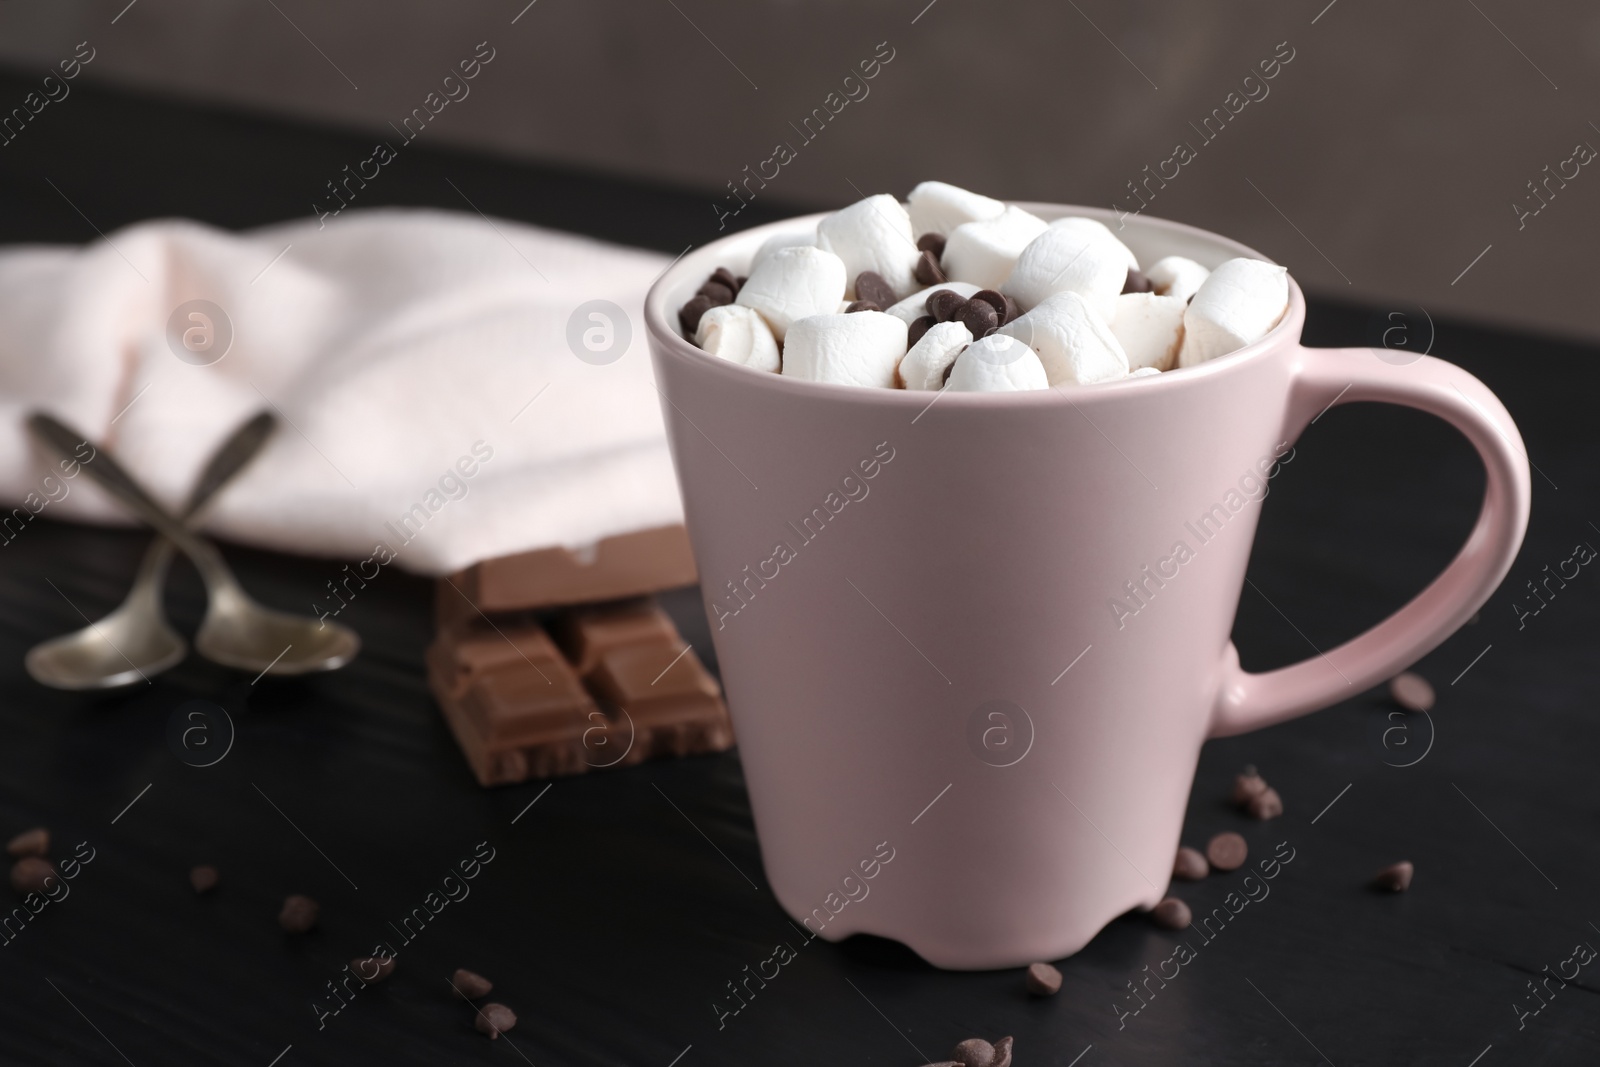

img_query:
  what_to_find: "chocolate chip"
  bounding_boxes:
[854,271,897,308]
[710,266,738,293]
[6,827,48,859]
[1246,786,1284,820]
[10,856,55,895]
[1000,293,1022,325]
[1025,962,1062,996]
[951,1038,994,1067]
[1206,832,1248,871]
[278,894,319,933]
[351,955,397,982]
[190,865,219,894]
[453,968,494,998]
[1231,765,1269,806]
[991,1036,1014,1067]
[916,232,947,258]
[475,1002,518,1039]
[1173,846,1209,881]
[1389,672,1434,713]
[941,351,964,387]
[957,299,999,338]
[908,315,936,348]
[1123,268,1155,294]
[1152,896,1192,929]
[928,289,966,322]
[845,300,882,314]
[697,280,734,305]
[734,275,747,293]
[1372,861,1414,892]
[914,249,947,286]
[678,294,716,336]
[970,289,1007,315]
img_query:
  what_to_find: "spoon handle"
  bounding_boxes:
[132,410,277,588]
[183,411,276,519]
[26,413,243,597]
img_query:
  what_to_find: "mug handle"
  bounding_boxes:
[1209,346,1532,737]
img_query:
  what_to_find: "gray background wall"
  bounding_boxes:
[1,0,1597,340]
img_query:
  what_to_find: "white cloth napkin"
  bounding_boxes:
[0,208,685,575]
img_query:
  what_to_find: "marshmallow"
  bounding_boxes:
[945,335,1049,392]
[782,311,909,389]
[1000,290,1128,386]
[1048,217,1139,272]
[735,245,848,342]
[898,320,973,390]
[1002,224,1128,319]
[942,206,1049,290]
[1128,366,1162,378]
[1109,292,1186,372]
[906,181,1007,237]
[816,194,920,299]
[695,304,781,374]
[750,231,816,273]
[884,282,981,324]
[1178,258,1289,367]
[1146,255,1210,304]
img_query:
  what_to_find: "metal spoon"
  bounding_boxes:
[26,412,279,689]
[27,412,360,680]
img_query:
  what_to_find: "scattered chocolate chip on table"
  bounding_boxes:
[10,856,55,894]
[475,1003,518,1039]
[6,827,48,859]
[189,865,219,894]
[945,1035,1013,1067]
[1153,897,1193,930]
[1373,861,1415,892]
[1207,832,1249,871]
[1231,765,1269,806]
[452,968,494,999]
[278,894,319,933]
[1025,961,1062,996]
[1389,672,1435,713]
[1173,845,1210,881]
[1246,786,1284,820]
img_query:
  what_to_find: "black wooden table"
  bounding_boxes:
[1,73,1596,1066]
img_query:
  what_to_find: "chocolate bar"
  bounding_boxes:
[435,525,697,629]
[427,599,732,787]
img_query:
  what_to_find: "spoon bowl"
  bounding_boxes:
[25,583,186,690]
[195,588,359,676]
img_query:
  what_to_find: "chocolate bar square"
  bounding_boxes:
[427,622,565,702]
[553,599,679,675]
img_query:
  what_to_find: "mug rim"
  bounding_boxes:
[644,201,1307,407]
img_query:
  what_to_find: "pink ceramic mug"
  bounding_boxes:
[644,204,1531,969]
